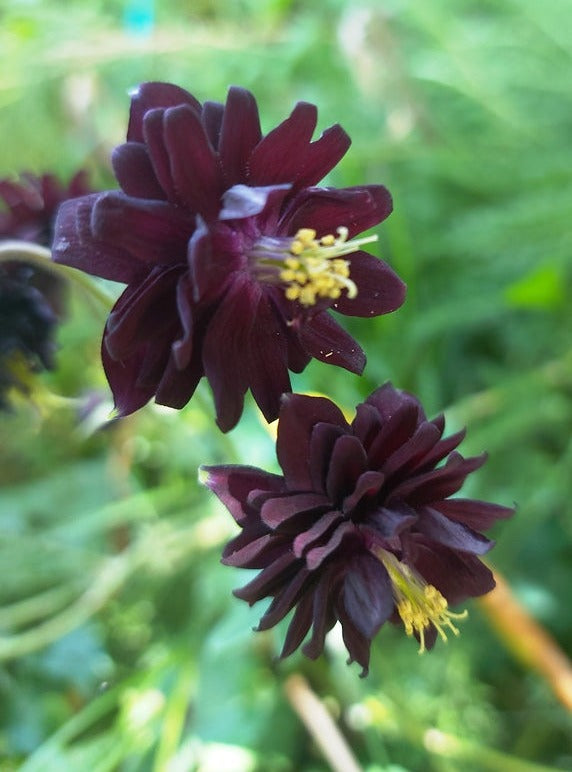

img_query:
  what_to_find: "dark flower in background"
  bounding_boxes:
[53,83,406,431]
[0,171,91,247]
[203,383,513,675]
[0,261,65,408]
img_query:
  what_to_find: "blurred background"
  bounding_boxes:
[1,0,572,769]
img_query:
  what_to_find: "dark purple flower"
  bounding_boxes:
[0,260,64,407]
[0,171,91,247]
[52,83,406,431]
[203,383,513,674]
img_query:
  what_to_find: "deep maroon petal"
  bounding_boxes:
[249,102,318,186]
[201,275,256,432]
[91,192,193,265]
[102,337,159,416]
[336,599,372,676]
[309,422,347,493]
[413,541,496,603]
[279,185,393,240]
[143,108,178,202]
[53,196,146,283]
[163,105,222,220]
[342,554,393,638]
[302,567,338,659]
[364,504,418,543]
[296,311,366,375]
[245,293,291,424]
[293,510,345,558]
[256,567,312,631]
[342,470,386,515]
[112,142,167,200]
[280,592,315,658]
[127,82,202,142]
[104,267,181,360]
[436,498,514,530]
[412,428,467,474]
[366,382,426,424]
[154,351,203,410]
[351,403,383,449]
[222,533,274,568]
[325,434,368,504]
[172,274,194,369]
[219,86,262,187]
[277,393,350,490]
[293,124,351,188]
[332,251,406,318]
[306,521,355,570]
[233,552,298,604]
[218,183,291,223]
[381,421,442,480]
[389,452,487,504]
[367,402,420,469]
[417,506,493,555]
[260,492,330,530]
[203,465,285,525]
[188,221,241,304]
[284,320,312,373]
[201,100,225,148]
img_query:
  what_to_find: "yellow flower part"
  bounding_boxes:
[279,227,378,307]
[377,548,468,654]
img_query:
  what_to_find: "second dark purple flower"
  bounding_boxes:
[52,83,406,431]
[203,384,513,674]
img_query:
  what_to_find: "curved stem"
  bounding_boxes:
[284,674,363,772]
[479,569,572,712]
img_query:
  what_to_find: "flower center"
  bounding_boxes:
[376,548,468,653]
[250,227,377,307]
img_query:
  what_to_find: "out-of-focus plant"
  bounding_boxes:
[1,0,572,770]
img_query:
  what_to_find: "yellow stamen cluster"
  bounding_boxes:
[279,227,376,307]
[377,549,468,654]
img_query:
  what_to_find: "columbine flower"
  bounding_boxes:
[0,260,64,408]
[202,383,513,675]
[52,82,405,431]
[0,171,91,247]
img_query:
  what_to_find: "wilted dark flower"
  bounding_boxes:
[53,83,406,431]
[203,383,513,674]
[0,171,91,247]
[0,260,65,408]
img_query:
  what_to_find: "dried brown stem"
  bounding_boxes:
[284,674,362,772]
[479,570,572,712]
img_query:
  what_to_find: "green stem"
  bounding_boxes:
[0,584,78,630]
[0,551,135,661]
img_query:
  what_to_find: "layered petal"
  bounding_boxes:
[295,311,366,375]
[127,81,202,142]
[279,185,393,240]
[219,86,262,187]
[53,196,147,283]
[332,251,406,317]
[277,393,349,490]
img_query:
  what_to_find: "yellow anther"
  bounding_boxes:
[278,226,378,307]
[252,225,378,307]
[296,228,317,245]
[285,286,301,301]
[377,549,468,654]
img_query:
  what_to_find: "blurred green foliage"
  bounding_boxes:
[1,0,572,769]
